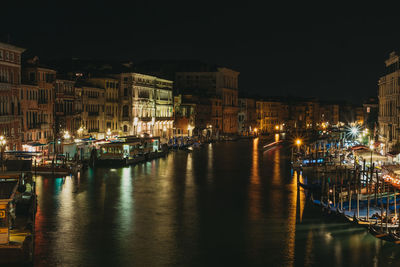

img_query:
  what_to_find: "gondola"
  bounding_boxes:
[353,216,371,227]
[388,228,400,244]
[369,223,389,238]
[297,181,321,191]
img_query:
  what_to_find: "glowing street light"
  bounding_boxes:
[63,131,70,140]
[295,138,302,152]
[275,125,279,130]
[77,127,84,137]
[370,142,374,167]
[0,136,6,146]
[351,127,358,135]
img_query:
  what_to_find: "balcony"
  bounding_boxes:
[0,115,17,123]
[156,116,173,121]
[134,81,153,87]
[0,82,12,91]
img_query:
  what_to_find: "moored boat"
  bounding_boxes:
[0,173,36,264]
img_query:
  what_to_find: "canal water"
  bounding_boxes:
[34,139,400,266]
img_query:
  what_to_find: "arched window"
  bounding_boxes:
[123,125,128,132]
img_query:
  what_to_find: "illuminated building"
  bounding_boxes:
[22,57,56,146]
[175,67,239,134]
[256,100,283,133]
[87,77,120,135]
[55,79,75,137]
[118,73,173,138]
[0,42,25,150]
[378,51,400,151]
[238,98,256,135]
[78,84,105,139]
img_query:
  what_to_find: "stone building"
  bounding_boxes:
[55,79,75,136]
[363,97,378,133]
[22,58,56,145]
[173,94,214,138]
[0,42,25,150]
[378,51,400,150]
[285,98,319,130]
[19,83,39,144]
[78,85,105,139]
[118,73,173,138]
[318,103,339,126]
[87,77,120,136]
[238,98,257,135]
[175,67,239,135]
[256,100,282,133]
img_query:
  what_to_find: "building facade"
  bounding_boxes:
[319,103,339,126]
[55,79,75,137]
[175,67,239,135]
[79,85,105,139]
[238,98,257,135]
[22,59,56,145]
[378,51,400,149]
[256,100,282,133]
[87,77,120,136]
[0,42,25,150]
[119,73,173,138]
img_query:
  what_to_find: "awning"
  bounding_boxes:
[350,145,368,151]
[28,142,47,147]
[81,137,96,141]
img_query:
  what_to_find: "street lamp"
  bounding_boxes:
[295,138,302,153]
[106,128,112,139]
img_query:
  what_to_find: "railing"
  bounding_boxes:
[88,128,99,133]
[134,81,153,87]
[0,115,17,123]
[88,112,99,116]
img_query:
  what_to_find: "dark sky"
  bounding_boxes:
[2,2,400,104]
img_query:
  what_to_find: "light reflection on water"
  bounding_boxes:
[33,141,400,266]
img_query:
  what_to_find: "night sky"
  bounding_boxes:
[3,2,400,104]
